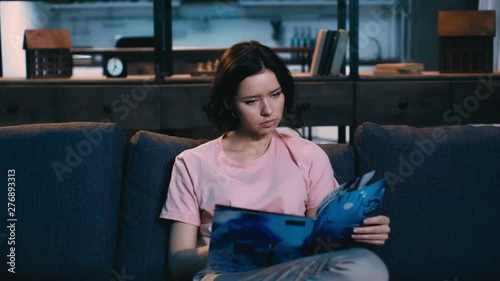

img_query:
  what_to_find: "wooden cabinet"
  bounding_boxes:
[0,86,60,126]
[1,78,499,131]
[160,84,211,129]
[296,82,354,126]
[158,81,354,129]
[450,81,500,125]
[58,86,160,130]
[356,81,451,126]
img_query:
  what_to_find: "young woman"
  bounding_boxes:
[160,41,391,281]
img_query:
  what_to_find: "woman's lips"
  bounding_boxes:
[261,119,277,127]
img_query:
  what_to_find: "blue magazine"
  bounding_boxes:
[207,171,386,273]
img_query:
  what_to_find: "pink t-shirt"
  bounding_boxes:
[159,131,339,246]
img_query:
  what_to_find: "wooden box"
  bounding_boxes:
[438,11,496,73]
[23,29,72,78]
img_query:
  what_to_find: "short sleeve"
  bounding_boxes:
[159,156,201,226]
[305,146,340,210]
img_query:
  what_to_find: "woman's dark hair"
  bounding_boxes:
[206,40,303,132]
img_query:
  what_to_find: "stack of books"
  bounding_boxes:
[373,63,424,76]
[306,29,349,76]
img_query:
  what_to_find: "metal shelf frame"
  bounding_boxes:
[0,0,360,81]
[153,0,360,82]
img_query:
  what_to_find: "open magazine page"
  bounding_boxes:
[207,171,386,272]
[307,171,386,254]
[208,206,314,272]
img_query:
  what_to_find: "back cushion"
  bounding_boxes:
[354,122,500,281]
[318,143,355,185]
[0,122,125,281]
[116,131,356,281]
[115,131,206,281]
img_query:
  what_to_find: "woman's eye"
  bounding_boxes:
[271,92,282,98]
[245,99,257,105]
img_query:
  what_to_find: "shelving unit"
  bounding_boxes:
[2,0,498,139]
[46,0,180,10]
[48,2,154,10]
[151,0,356,82]
[238,0,394,6]
[238,0,341,6]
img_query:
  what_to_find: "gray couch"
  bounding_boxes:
[1,121,499,281]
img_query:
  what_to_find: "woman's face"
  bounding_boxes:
[233,68,285,137]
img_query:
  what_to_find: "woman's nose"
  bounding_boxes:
[261,100,273,116]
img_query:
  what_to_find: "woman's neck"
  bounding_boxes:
[221,130,275,163]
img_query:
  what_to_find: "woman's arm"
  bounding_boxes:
[305,207,318,218]
[168,222,209,281]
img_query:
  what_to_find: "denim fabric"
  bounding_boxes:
[115,131,207,281]
[354,122,500,281]
[0,122,125,281]
[196,248,387,281]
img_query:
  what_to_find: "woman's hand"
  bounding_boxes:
[168,222,209,281]
[351,215,391,246]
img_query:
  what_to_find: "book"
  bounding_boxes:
[372,69,422,76]
[295,28,349,77]
[206,171,386,273]
[317,30,337,76]
[375,62,424,71]
[329,29,349,76]
[372,62,424,76]
[308,29,328,76]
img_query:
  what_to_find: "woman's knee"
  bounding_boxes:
[339,248,388,281]
[313,248,388,281]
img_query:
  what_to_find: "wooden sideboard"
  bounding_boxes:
[1,75,499,132]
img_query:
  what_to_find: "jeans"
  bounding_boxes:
[195,248,388,281]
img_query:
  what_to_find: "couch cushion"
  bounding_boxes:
[354,122,500,281]
[0,122,125,281]
[115,131,206,281]
[318,143,355,185]
[116,131,356,281]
